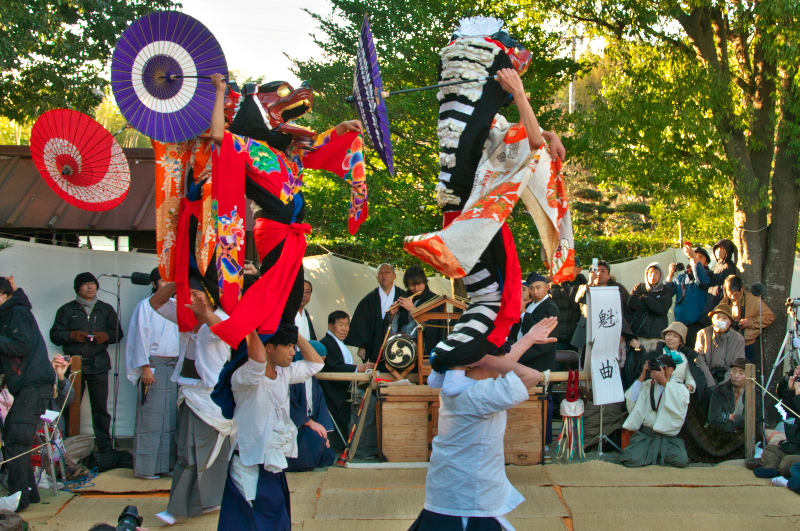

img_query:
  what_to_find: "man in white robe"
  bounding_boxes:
[150,277,233,524]
[619,353,690,467]
[411,317,557,531]
[126,268,181,479]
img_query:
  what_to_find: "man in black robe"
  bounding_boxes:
[346,263,408,367]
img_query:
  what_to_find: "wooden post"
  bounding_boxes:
[745,363,756,459]
[69,356,83,437]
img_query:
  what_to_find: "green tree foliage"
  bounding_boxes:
[292,0,584,268]
[0,0,177,122]
[532,0,800,375]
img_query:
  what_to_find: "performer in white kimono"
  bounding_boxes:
[412,317,556,531]
[150,277,233,524]
[217,325,323,530]
[619,353,690,468]
[126,268,181,480]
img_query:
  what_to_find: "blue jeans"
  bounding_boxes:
[788,462,800,494]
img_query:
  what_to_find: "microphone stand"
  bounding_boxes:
[98,275,123,451]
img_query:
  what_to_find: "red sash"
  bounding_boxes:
[210,218,311,347]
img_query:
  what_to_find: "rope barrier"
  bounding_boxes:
[747,376,800,418]
[0,370,80,466]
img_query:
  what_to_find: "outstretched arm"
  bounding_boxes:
[496,68,545,149]
[507,316,558,363]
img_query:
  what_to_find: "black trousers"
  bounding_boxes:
[82,370,113,453]
[2,385,52,512]
[409,509,502,531]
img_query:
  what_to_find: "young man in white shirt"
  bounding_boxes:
[413,317,557,531]
[217,324,323,530]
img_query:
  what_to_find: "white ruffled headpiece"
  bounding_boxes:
[454,16,504,38]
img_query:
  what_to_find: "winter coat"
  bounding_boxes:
[626,263,674,339]
[706,239,740,309]
[707,379,762,433]
[0,289,56,395]
[672,262,711,326]
[50,298,123,375]
[720,291,775,345]
[549,274,586,344]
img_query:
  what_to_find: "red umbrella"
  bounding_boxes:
[30,109,130,211]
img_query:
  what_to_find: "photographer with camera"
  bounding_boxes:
[721,274,775,361]
[619,353,690,467]
[667,244,712,347]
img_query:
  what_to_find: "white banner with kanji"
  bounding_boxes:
[587,286,625,405]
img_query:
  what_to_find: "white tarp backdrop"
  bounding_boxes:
[1,239,799,436]
[587,286,625,405]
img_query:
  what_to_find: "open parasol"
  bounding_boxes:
[30,109,130,211]
[111,10,228,143]
[352,14,395,175]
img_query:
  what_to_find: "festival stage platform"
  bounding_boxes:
[19,460,800,530]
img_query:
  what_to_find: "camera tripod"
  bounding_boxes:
[764,303,800,422]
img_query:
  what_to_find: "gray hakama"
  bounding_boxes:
[168,403,231,517]
[619,425,688,467]
[133,356,179,477]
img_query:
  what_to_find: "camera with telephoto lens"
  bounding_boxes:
[647,358,664,372]
[786,298,800,308]
[116,505,143,531]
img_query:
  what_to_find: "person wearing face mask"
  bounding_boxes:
[626,263,674,352]
[695,303,746,389]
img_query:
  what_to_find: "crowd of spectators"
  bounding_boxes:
[2,234,798,515]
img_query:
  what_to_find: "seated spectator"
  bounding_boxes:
[708,358,761,433]
[706,239,740,312]
[619,354,690,467]
[286,340,336,471]
[667,244,712,347]
[619,320,647,390]
[695,303,746,389]
[771,462,800,493]
[397,265,447,357]
[573,260,629,353]
[749,366,800,478]
[319,311,374,453]
[626,263,674,352]
[684,358,762,463]
[49,355,90,479]
[721,275,775,361]
[549,258,585,351]
[636,321,698,394]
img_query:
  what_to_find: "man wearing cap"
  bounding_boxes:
[286,339,336,472]
[125,268,180,480]
[695,303,746,388]
[619,353,690,467]
[50,272,123,455]
[707,358,761,434]
[667,244,712,347]
[150,277,233,524]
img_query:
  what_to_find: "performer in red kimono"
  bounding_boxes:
[207,73,367,348]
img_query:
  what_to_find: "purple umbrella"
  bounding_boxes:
[111,11,228,143]
[352,15,395,176]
